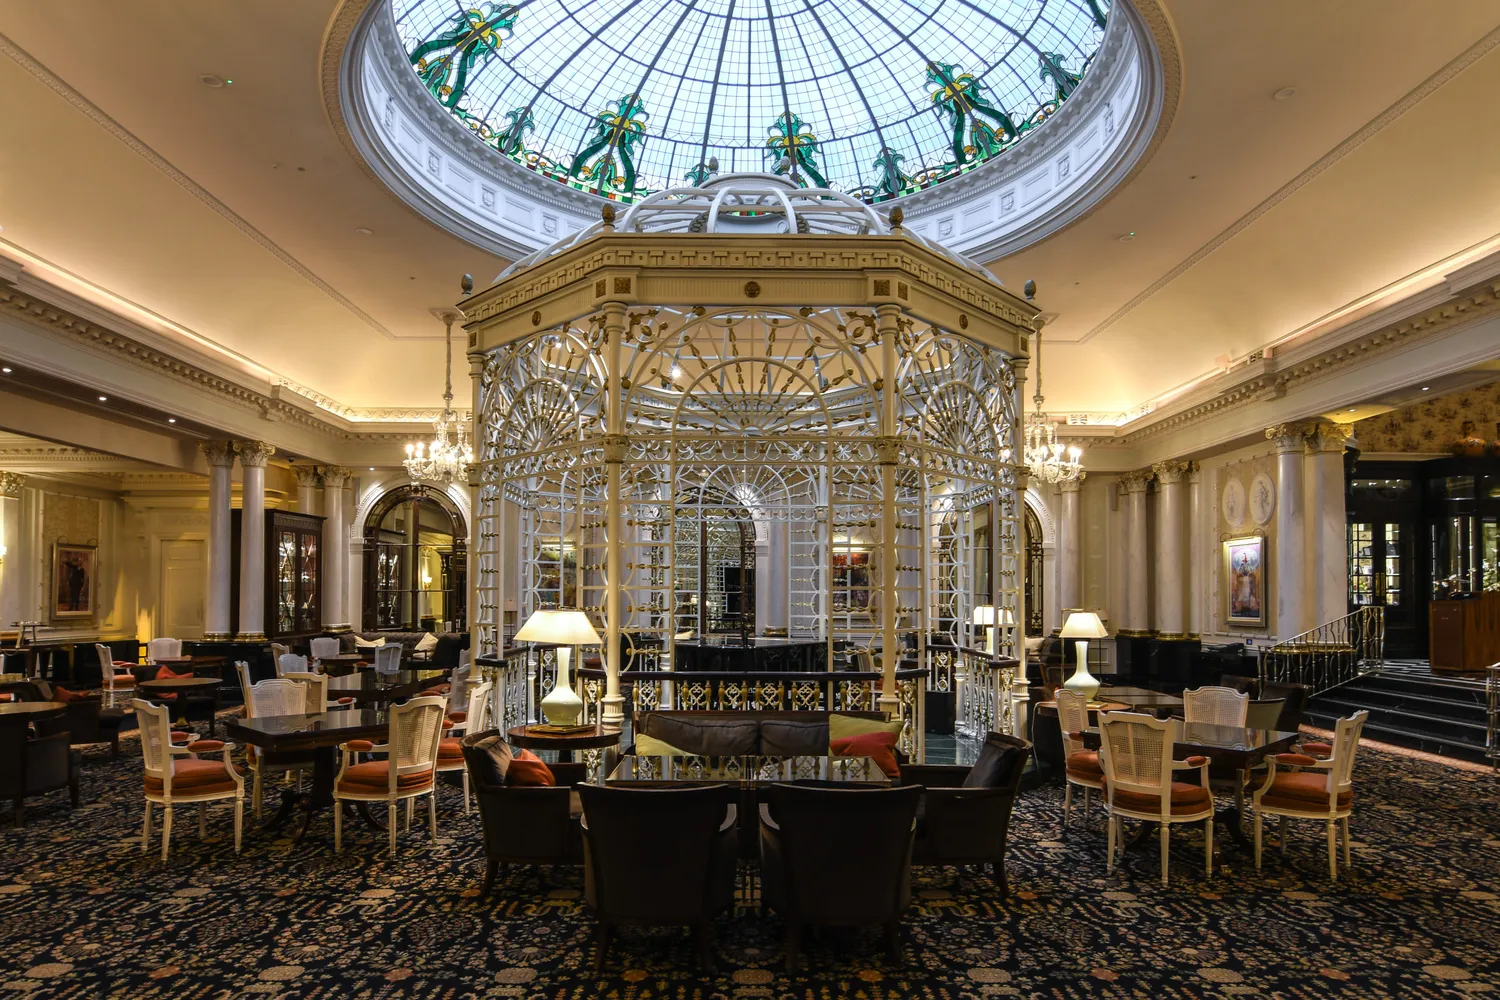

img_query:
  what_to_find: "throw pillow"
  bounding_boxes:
[463,734,512,786]
[828,712,904,748]
[506,748,556,786]
[154,664,191,680]
[963,736,1026,789]
[759,719,827,756]
[635,732,688,756]
[830,731,901,778]
[414,632,439,655]
[52,686,88,703]
[354,635,387,650]
[644,715,758,756]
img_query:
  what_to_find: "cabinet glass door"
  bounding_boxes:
[1348,523,1374,606]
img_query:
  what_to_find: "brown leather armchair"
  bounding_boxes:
[902,732,1031,897]
[577,783,738,973]
[759,783,921,970]
[460,732,587,897]
[0,717,79,825]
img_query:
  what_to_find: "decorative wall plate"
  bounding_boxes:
[1249,472,1276,526]
[1221,478,1246,529]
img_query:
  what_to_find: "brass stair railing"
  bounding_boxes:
[1259,606,1384,697]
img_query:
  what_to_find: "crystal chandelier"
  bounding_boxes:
[1023,324,1084,484]
[404,306,473,484]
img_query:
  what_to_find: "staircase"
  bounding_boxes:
[1306,667,1491,763]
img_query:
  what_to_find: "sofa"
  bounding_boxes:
[630,710,895,758]
[334,630,469,669]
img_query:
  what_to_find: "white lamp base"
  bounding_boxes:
[1062,639,1100,703]
[540,646,584,726]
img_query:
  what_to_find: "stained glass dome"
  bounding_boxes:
[390,0,1109,203]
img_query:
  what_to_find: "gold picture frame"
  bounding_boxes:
[1224,535,1266,627]
[51,543,97,620]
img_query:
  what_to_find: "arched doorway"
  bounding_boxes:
[362,484,467,631]
[1023,504,1044,637]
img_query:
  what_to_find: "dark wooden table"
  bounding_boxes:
[508,723,621,763]
[1082,721,1300,846]
[0,701,66,720]
[149,655,228,677]
[224,709,394,843]
[139,676,224,736]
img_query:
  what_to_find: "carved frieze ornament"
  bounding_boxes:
[0,472,26,498]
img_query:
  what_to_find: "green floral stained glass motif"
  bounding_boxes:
[392,0,1109,203]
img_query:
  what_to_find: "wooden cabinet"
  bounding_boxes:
[230,509,325,639]
[1429,592,1500,674]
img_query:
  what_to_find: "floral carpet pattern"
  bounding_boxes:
[1,733,1498,998]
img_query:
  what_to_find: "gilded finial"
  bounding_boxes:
[889,207,904,230]
[601,203,616,230]
[461,273,474,296]
[1023,279,1036,301]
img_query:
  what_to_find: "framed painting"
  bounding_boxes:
[1224,536,1266,627]
[52,543,97,620]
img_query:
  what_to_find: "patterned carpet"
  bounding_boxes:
[2,730,1498,998]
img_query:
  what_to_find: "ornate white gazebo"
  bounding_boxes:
[463,175,1038,758]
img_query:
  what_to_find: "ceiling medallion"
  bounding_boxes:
[744,281,761,299]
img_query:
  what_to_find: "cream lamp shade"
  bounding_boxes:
[997,607,1016,627]
[515,608,601,646]
[971,606,997,626]
[1060,611,1109,639]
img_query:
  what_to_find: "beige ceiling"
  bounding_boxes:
[2,1,1499,418]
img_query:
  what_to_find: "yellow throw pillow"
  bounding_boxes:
[635,733,688,756]
[828,712,904,750]
[354,635,387,650]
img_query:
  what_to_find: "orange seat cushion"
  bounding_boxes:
[1066,750,1103,777]
[1259,770,1352,811]
[144,757,239,795]
[1106,780,1213,816]
[438,738,463,761]
[337,761,434,793]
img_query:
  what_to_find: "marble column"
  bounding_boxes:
[1151,460,1191,638]
[1306,423,1354,629]
[320,467,352,631]
[1187,462,1204,639]
[234,441,275,640]
[201,442,236,640]
[1267,424,1308,637]
[1117,470,1153,635]
[1057,476,1084,615]
[0,472,26,630]
[294,465,321,516]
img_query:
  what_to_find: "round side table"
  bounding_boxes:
[507,723,622,778]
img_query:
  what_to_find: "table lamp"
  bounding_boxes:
[971,605,997,654]
[514,608,600,727]
[1059,611,1109,702]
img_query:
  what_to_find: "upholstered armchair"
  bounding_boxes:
[759,783,921,970]
[903,732,1031,896]
[1055,689,1104,829]
[1099,712,1215,885]
[461,731,587,896]
[437,681,493,814]
[0,714,79,825]
[94,643,138,708]
[1252,710,1367,880]
[134,700,244,860]
[578,783,738,973]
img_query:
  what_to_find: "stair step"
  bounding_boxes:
[1303,713,1493,764]
[1353,673,1488,701]
[1311,686,1490,720]
[1309,696,1490,740]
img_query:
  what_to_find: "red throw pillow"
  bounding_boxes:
[155,664,191,680]
[52,686,88,703]
[830,731,901,779]
[505,748,556,787]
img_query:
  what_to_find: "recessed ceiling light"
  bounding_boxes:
[167,418,177,423]
[1,367,10,374]
[199,74,225,88]
[1273,86,1298,101]
[1422,386,1430,391]
[1118,232,1136,243]
[368,467,376,471]
[98,395,108,402]
[355,227,373,236]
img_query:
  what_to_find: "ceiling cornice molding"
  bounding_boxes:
[1070,276,1500,453]
[1073,21,1500,347]
[0,31,400,342]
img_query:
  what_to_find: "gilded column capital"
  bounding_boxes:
[1118,469,1153,495]
[0,471,25,498]
[600,434,630,463]
[318,466,353,488]
[1059,474,1086,493]
[292,465,323,488]
[233,440,275,468]
[874,436,902,465]
[1186,460,1202,485]
[1306,422,1354,454]
[1265,422,1311,454]
[1151,459,1192,486]
[200,440,236,468]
